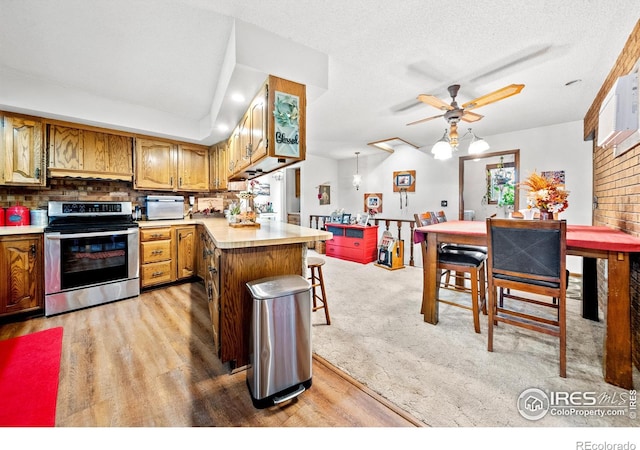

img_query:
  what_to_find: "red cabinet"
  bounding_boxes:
[325,224,378,264]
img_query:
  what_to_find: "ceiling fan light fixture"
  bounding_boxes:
[431,129,453,160]
[468,133,490,155]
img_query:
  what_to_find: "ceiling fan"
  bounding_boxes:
[407,83,524,146]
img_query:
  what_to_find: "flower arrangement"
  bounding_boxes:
[519,171,569,213]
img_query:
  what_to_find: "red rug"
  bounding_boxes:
[0,327,64,427]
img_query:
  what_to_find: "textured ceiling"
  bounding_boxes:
[1,0,639,159]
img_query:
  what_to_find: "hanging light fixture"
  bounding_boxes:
[352,151,362,190]
[467,128,490,155]
[430,126,489,160]
[431,129,453,160]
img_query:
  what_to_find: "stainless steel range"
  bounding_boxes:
[44,201,140,316]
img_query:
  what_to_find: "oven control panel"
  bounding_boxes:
[48,201,132,217]
[62,203,122,214]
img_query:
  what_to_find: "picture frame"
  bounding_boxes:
[357,213,370,226]
[364,193,383,214]
[341,213,351,225]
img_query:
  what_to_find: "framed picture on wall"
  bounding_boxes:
[364,193,382,214]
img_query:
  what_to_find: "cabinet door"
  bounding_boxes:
[237,113,251,172]
[250,84,268,162]
[227,127,240,178]
[134,138,176,190]
[0,236,43,316]
[1,116,45,186]
[206,246,220,355]
[81,129,109,173]
[177,144,209,191]
[217,142,228,190]
[106,134,133,179]
[48,124,83,173]
[176,226,196,279]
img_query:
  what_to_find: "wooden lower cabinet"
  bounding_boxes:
[175,226,196,280]
[196,229,305,367]
[218,243,305,368]
[140,225,196,288]
[199,228,221,355]
[0,234,43,317]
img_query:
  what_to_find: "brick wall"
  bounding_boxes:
[583,19,640,369]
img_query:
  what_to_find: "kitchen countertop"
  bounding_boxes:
[0,225,46,236]
[138,217,332,249]
[0,218,332,249]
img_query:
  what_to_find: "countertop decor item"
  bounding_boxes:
[520,171,569,215]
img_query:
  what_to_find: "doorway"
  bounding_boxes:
[458,149,520,220]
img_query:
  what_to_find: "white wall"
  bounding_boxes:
[299,120,592,274]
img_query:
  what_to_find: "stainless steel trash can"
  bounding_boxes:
[246,274,312,409]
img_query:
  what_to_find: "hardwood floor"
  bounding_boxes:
[0,282,422,427]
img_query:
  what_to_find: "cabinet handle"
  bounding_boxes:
[170,176,173,185]
[179,177,182,186]
[152,271,164,277]
[35,167,41,179]
[151,249,164,255]
[354,242,360,247]
[30,244,37,258]
[209,266,217,274]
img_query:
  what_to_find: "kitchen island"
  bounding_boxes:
[139,217,332,369]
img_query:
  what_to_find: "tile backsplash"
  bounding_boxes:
[0,179,235,215]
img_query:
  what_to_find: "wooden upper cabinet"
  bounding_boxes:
[177,144,209,191]
[134,138,177,190]
[48,124,133,180]
[249,84,268,162]
[209,141,228,191]
[0,115,46,186]
[134,138,209,192]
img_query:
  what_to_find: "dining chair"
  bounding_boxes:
[485,218,567,377]
[414,212,487,333]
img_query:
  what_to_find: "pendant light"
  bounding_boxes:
[352,152,362,190]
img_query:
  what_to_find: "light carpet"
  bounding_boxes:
[309,251,637,427]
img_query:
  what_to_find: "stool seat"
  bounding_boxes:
[307,256,326,267]
[307,256,330,325]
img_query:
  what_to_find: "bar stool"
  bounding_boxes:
[307,256,331,325]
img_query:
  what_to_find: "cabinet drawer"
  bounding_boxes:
[140,228,172,241]
[141,240,172,263]
[141,261,173,286]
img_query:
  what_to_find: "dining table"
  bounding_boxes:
[414,219,640,389]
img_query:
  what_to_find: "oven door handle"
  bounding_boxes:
[45,228,138,239]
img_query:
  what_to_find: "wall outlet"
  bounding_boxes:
[441,200,448,207]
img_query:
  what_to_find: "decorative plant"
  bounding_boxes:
[519,171,569,213]
[229,202,241,215]
[497,182,515,207]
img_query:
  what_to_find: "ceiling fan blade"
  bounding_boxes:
[461,111,484,123]
[461,84,524,110]
[417,94,453,111]
[406,114,444,126]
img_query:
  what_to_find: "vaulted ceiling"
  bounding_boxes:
[1,0,639,159]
